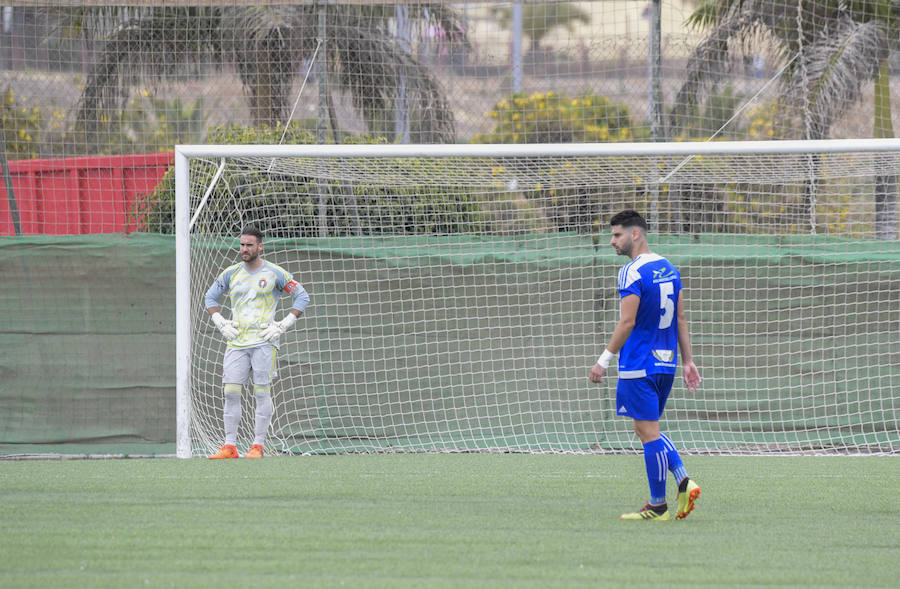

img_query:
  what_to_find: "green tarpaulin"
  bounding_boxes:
[1,232,898,455]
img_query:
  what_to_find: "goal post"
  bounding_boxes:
[175,139,900,458]
[174,149,192,459]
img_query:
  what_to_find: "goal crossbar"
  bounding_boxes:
[175,138,900,160]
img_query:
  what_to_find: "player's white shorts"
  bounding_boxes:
[223,344,277,385]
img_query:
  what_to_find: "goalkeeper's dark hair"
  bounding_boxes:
[609,210,648,232]
[241,226,264,242]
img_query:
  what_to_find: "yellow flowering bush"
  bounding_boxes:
[471,91,641,232]
[746,101,779,140]
[1,89,41,159]
[0,87,211,159]
[473,90,636,144]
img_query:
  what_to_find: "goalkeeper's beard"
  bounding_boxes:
[241,251,259,264]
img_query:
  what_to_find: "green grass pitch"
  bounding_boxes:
[1,454,898,588]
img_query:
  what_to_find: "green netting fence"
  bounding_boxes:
[1,232,898,456]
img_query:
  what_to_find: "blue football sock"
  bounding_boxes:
[643,438,668,505]
[660,433,688,483]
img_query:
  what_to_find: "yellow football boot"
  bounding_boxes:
[676,478,701,519]
[621,503,670,521]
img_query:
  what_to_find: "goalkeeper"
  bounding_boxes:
[204,226,310,459]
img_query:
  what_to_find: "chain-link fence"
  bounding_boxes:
[1,1,897,160]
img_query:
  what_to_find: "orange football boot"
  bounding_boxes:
[208,444,239,459]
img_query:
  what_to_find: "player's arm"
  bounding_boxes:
[676,292,701,392]
[285,278,310,316]
[261,275,310,342]
[589,294,639,383]
[606,294,639,354]
[205,276,238,340]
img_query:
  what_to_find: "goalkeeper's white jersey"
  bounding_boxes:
[205,260,309,349]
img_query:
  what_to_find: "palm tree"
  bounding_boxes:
[51,4,463,143]
[489,3,590,55]
[672,0,897,237]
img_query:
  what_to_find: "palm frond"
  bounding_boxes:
[329,10,454,143]
[71,4,461,139]
[219,4,300,45]
[76,9,224,135]
[411,3,470,51]
[684,0,742,30]
[219,6,312,126]
[788,16,888,138]
[669,10,757,131]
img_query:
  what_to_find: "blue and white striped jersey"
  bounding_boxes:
[616,253,681,379]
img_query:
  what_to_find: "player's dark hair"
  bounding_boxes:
[609,210,648,231]
[241,226,264,242]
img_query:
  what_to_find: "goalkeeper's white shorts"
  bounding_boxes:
[222,344,277,385]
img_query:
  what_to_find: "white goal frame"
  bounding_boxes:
[175,138,900,458]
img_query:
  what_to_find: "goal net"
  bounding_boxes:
[175,140,900,458]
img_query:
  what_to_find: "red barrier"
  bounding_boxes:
[0,152,174,235]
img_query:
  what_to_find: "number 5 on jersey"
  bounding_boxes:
[659,281,675,329]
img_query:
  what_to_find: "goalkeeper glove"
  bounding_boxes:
[261,313,297,343]
[211,312,239,341]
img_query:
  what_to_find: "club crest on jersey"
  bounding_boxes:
[258,278,267,289]
[652,267,677,283]
[284,280,298,293]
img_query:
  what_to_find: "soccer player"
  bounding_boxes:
[589,210,702,521]
[205,226,310,459]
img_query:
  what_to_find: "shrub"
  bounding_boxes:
[670,85,747,140]
[472,91,639,233]
[1,89,41,159]
[473,90,635,144]
[133,122,487,236]
[79,91,209,156]
[745,101,778,140]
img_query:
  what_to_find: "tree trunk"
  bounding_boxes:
[248,60,278,127]
[873,57,896,240]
